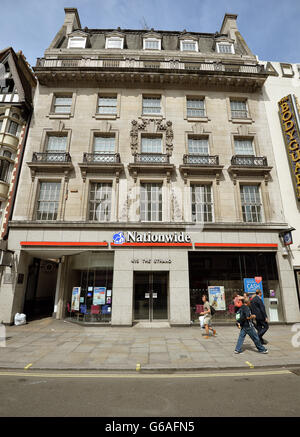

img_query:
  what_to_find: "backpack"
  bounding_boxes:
[210,305,216,316]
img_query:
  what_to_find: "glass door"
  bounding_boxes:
[134,271,168,321]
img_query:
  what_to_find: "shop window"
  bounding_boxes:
[89,182,112,221]
[240,185,262,223]
[187,98,205,118]
[140,183,162,222]
[188,137,209,155]
[190,184,213,223]
[97,96,117,115]
[68,252,114,324]
[142,96,161,115]
[36,181,61,221]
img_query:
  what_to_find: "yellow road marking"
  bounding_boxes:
[24,363,33,370]
[0,370,292,379]
[245,361,255,369]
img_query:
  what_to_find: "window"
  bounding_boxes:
[8,120,20,136]
[105,37,123,49]
[188,137,209,155]
[141,136,162,154]
[140,183,162,222]
[217,43,234,54]
[0,119,3,132]
[240,185,262,223]
[187,98,205,117]
[46,136,67,152]
[93,135,115,153]
[67,37,86,48]
[0,158,11,182]
[53,96,72,114]
[234,139,254,155]
[181,40,198,52]
[142,96,161,115]
[143,39,161,50]
[36,182,61,221]
[230,100,248,119]
[89,182,112,221]
[97,96,117,115]
[191,184,213,223]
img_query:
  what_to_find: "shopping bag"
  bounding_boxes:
[199,315,205,328]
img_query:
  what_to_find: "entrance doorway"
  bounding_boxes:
[134,271,168,321]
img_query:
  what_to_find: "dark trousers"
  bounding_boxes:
[255,319,269,341]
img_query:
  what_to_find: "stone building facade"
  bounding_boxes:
[1,8,299,325]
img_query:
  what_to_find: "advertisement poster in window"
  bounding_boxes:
[93,287,106,305]
[208,286,226,310]
[244,277,264,302]
[71,287,81,311]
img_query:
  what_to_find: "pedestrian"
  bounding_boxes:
[199,294,216,339]
[250,289,269,344]
[234,297,268,354]
[233,292,243,313]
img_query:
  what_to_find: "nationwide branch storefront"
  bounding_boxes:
[2,226,300,325]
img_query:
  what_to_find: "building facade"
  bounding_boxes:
[262,60,300,312]
[1,8,299,325]
[0,47,36,301]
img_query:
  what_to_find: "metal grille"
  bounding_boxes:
[183,154,219,165]
[32,152,71,162]
[191,184,213,223]
[140,183,162,222]
[89,182,112,221]
[240,185,262,223]
[36,182,61,221]
[231,155,268,167]
[83,153,120,163]
[134,153,169,164]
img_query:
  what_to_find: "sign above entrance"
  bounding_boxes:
[111,231,192,247]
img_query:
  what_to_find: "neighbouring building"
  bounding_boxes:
[0,47,36,307]
[261,60,300,312]
[1,8,299,325]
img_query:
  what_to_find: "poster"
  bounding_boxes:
[71,287,81,311]
[93,287,106,305]
[208,286,226,311]
[244,277,264,302]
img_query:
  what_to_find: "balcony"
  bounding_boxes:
[34,58,268,91]
[78,153,124,182]
[27,152,73,179]
[128,153,175,181]
[179,155,223,183]
[228,155,272,182]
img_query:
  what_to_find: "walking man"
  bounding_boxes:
[250,289,269,344]
[234,297,268,354]
[200,294,216,339]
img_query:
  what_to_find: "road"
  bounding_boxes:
[0,368,299,418]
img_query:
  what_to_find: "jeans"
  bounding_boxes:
[235,325,267,353]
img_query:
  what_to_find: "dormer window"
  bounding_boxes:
[67,36,86,48]
[216,42,234,54]
[105,37,124,49]
[143,38,161,50]
[180,40,198,52]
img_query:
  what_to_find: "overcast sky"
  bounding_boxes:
[1,0,300,66]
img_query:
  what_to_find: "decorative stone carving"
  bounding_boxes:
[130,119,174,156]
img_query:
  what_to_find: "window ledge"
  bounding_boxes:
[93,114,118,120]
[230,117,253,124]
[186,116,209,122]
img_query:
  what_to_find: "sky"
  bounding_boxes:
[1,0,300,66]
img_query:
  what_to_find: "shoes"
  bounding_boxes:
[213,330,217,336]
[204,336,210,339]
[259,349,268,354]
[234,350,243,354]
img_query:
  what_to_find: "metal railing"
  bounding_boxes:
[83,153,121,163]
[32,152,72,163]
[183,154,219,166]
[36,58,266,75]
[134,153,170,164]
[231,155,268,167]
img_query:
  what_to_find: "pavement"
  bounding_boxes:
[0,317,300,372]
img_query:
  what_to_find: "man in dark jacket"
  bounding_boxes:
[234,297,268,354]
[250,290,269,344]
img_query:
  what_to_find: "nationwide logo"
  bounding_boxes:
[112,232,126,245]
[112,231,191,245]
